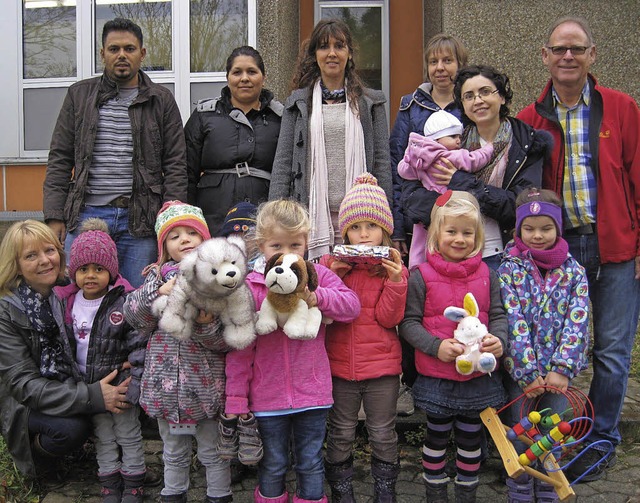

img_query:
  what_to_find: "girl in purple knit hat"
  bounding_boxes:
[55,217,147,502]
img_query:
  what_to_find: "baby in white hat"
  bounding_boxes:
[398,110,495,268]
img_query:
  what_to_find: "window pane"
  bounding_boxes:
[95,1,172,72]
[23,87,68,150]
[23,0,77,79]
[321,6,382,90]
[190,0,248,73]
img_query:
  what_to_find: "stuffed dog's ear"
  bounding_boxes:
[179,246,200,281]
[264,252,284,276]
[305,260,318,292]
[226,234,246,255]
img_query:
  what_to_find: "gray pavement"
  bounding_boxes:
[41,366,640,502]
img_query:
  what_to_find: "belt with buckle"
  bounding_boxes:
[214,162,272,181]
[108,196,130,208]
[565,223,595,235]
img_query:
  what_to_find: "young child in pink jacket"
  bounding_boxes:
[398,110,494,269]
[321,174,408,502]
[224,199,361,503]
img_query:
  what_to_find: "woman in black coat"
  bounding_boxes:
[185,46,282,235]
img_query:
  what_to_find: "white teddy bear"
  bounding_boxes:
[443,292,496,376]
[152,235,256,349]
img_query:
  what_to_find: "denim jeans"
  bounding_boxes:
[158,418,231,498]
[93,406,145,475]
[64,205,157,288]
[565,233,640,447]
[256,409,328,500]
[28,411,92,456]
[326,375,398,464]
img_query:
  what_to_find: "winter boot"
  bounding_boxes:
[534,477,560,503]
[325,456,356,503]
[371,456,400,503]
[203,495,234,503]
[292,494,329,502]
[237,412,263,465]
[424,477,449,503]
[453,477,478,503]
[160,493,188,503]
[98,471,123,503]
[506,474,534,503]
[254,486,289,502]
[121,472,145,503]
[32,434,67,490]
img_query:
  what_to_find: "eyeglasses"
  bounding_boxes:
[545,45,591,56]
[461,87,499,102]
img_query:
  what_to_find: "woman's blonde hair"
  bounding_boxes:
[253,199,311,247]
[0,220,66,297]
[426,191,484,258]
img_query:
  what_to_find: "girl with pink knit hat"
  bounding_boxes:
[54,217,147,502]
[320,174,408,502]
[123,201,233,503]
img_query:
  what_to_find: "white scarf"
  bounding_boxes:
[307,79,366,260]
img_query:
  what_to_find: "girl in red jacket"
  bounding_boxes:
[322,174,408,503]
[399,190,507,503]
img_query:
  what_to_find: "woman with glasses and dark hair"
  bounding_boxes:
[403,64,552,269]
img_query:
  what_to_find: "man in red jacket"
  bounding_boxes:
[517,16,640,482]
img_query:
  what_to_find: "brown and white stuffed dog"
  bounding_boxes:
[255,253,323,339]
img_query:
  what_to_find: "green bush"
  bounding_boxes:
[0,437,39,503]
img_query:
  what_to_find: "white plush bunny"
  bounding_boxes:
[443,292,496,376]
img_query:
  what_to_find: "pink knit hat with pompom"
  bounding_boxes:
[338,173,393,238]
[68,218,119,280]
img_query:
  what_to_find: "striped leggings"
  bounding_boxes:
[421,414,482,484]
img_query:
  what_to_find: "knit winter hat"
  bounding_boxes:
[339,173,393,238]
[423,110,463,140]
[218,202,257,237]
[68,218,119,280]
[155,201,211,261]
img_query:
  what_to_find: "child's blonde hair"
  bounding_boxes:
[0,220,66,297]
[426,191,484,258]
[254,199,311,246]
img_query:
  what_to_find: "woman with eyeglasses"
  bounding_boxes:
[403,64,552,269]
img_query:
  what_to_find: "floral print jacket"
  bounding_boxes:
[123,267,229,424]
[498,240,590,390]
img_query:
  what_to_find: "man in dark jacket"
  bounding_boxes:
[518,16,640,482]
[43,18,187,288]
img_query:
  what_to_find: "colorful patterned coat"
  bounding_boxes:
[123,267,229,424]
[498,240,590,389]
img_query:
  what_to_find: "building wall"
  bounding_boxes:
[433,0,640,114]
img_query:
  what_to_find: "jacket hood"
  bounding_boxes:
[509,117,554,160]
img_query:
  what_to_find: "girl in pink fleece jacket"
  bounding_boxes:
[398,110,494,269]
[224,199,361,503]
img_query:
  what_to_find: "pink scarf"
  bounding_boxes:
[511,236,569,271]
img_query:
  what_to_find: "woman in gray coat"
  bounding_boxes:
[0,220,129,482]
[269,18,392,260]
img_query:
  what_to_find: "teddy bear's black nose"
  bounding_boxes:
[275,267,284,274]
[227,271,236,277]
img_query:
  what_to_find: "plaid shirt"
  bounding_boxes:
[553,83,597,228]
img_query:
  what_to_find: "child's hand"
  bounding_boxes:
[195,310,214,324]
[481,333,503,357]
[544,371,569,394]
[158,277,176,296]
[303,287,318,308]
[523,376,546,399]
[381,248,403,283]
[329,258,352,279]
[437,338,465,362]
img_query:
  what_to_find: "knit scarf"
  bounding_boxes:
[463,119,512,186]
[308,79,366,260]
[510,236,569,271]
[16,282,75,382]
